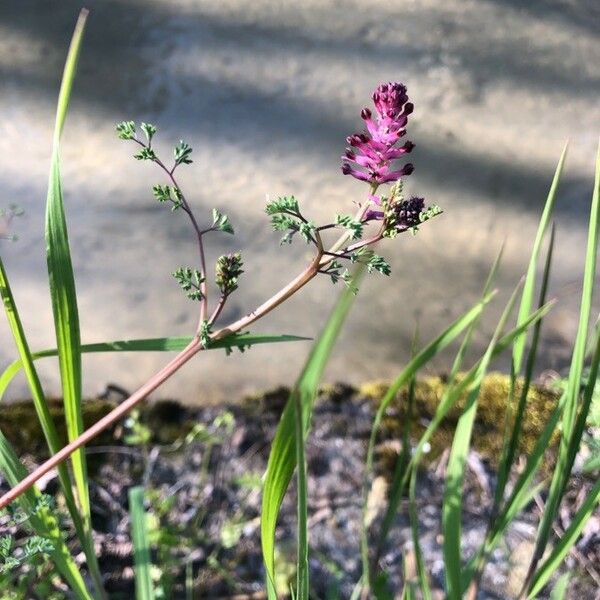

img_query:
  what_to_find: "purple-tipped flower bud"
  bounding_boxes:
[395,196,424,229]
[373,82,408,119]
[341,82,415,186]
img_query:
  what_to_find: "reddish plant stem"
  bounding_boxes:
[208,293,228,326]
[0,253,323,510]
[0,197,376,510]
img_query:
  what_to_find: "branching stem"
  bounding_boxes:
[0,191,378,510]
[132,138,209,329]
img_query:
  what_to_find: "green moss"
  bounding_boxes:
[0,398,116,457]
[367,372,560,468]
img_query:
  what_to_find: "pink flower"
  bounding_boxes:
[341,82,415,186]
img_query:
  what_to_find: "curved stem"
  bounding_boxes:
[0,253,322,509]
[0,188,382,510]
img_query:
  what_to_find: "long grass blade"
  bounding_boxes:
[442,280,523,599]
[522,139,600,592]
[0,255,99,596]
[358,291,496,592]
[496,224,555,504]
[0,333,309,401]
[261,272,364,599]
[129,486,155,600]
[378,248,503,551]
[464,226,557,599]
[42,12,107,596]
[512,144,567,373]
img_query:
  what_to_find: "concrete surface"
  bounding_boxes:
[0,0,599,403]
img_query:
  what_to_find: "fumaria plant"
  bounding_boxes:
[0,8,598,600]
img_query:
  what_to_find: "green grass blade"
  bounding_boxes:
[411,301,553,485]
[408,466,432,600]
[449,246,504,384]
[523,322,600,597]
[359,291,496,592]
[261,272,364,599]
[442,280,523,599]
[369,295,547,591]
[378,249,504,551]
[0,429,92,599]
[461,398,563,590]
[524,139,600,590]
[527,477,600,599]
[43,10,107,597]
[294,385,309,600]
[45,6,88,509]
[495,224,555,505]
[377,327,420,551]
[491,146,565,550]
[129,486,155,600]
[462,227,557,596]
[0,333,309,401]
[512,145,567,373]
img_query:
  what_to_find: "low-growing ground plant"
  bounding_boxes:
[0,8,598,600]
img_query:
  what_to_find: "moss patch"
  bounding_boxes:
[0,398,117,457]
[363,372,560,467]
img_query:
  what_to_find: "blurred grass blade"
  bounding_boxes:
[378,248,503,550]
[261,270,364,599]
[464,227,557,597]
[0,429,92,599]
[442,280,522,599]
[359,291,496,592]
[448,246,504,384]
[512,145,567,373]
[378,326,420,552]
[527,477,600,599]
[523,139,600,591]
[548,573,570,600]
[0,333,309,401]
[294,385,309,600]
[408,467,432,600]
[496,224,555,505]
[129,486,155,600]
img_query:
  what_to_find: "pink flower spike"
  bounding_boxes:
[340,82,416,186]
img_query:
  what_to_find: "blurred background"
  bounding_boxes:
[0,0,599,403]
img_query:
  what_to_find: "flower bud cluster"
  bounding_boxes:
[215,253,244,295]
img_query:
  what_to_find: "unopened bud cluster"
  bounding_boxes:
[216,253,244,296]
